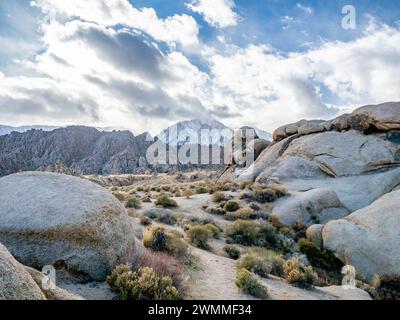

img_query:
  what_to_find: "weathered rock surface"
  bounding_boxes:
[0,172,136,281]
[24,266,84,300]
[0,243,46,300]
[272,102,400,142]
[226,102,400,225]
[272,188,349,226]
[322,190,400,281]
[306,224,324,249]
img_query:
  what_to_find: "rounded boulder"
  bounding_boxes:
[0,172,136,281]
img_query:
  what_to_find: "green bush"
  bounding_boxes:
[187,225,213,249]
[224,245,241,260]
[107,264,180,300]
[204,224,221,239]
[298,238,343,275]
[225,220,278,247]
[224,200,241,212]
[126,196,142,209]
[212,192,229,203]
[155,194,178,208]
[283,259,317,289]
[237,248,285,278]
[235,268,269,299]
[196,186,209,194]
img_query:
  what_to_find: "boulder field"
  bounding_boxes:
[227,101,400,281]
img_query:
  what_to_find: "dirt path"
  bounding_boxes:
[187,247,256,300]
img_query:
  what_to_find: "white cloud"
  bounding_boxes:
[1,1,400,135]
[186,0,239,28]
[206,23,400,130]
[32,0,199,48]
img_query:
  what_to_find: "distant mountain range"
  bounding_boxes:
[0,125,59,136]
[0,120,271,176]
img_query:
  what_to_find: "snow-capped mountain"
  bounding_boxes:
[157,119,233,146]
[157,119,272,146]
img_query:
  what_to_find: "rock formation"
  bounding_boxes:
[0,172,136,280]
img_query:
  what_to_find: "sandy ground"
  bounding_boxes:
[76,173,371,301]
[58,282,116,300]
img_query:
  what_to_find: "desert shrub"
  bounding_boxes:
[237,248,285,278]
[235,268,269,299]
[224,245,241,260]
[162,185,171,192]
[196,186,209,194]
[159,215,178,225]
[225,220,278,247]
[155,193,178,208]
[126,196,142,209]
[212,192,229,203]
[187,225,213,250]
[298,238,343,277]
[139,214,152,226]
[174,190,182,197]
[254,188,277,203]
[283,259,317,289]
[224,200,241,212]
[107,264,180,300]
[137,186,144,192]
[206,207,227,215]
[128,248,184,288]
[271,184,288,197]
[143,226,168,251]
[292,220,307,240]
[371,275,400,300]
[204,223,221,239]
[141,196,152,203]
[225,207,254,221]
[182,189,194,199]
[143,226,191,263]
[239,180,253,190]
[113,192,125,202]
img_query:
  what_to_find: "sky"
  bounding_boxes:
[0,0,399,135]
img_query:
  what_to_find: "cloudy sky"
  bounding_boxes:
[0,0,399,134]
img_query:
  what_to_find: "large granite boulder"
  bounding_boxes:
[322,190,400,282]
[0,172,136,280]
[272,188,349,226]
[0,243,46,300]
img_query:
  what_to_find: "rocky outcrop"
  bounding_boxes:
[231,102,400,225]
[322,190,400,281]
[272,102,400,142]
[0,172,136,281]
[271,188,349,227]
[0,243,46,300]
